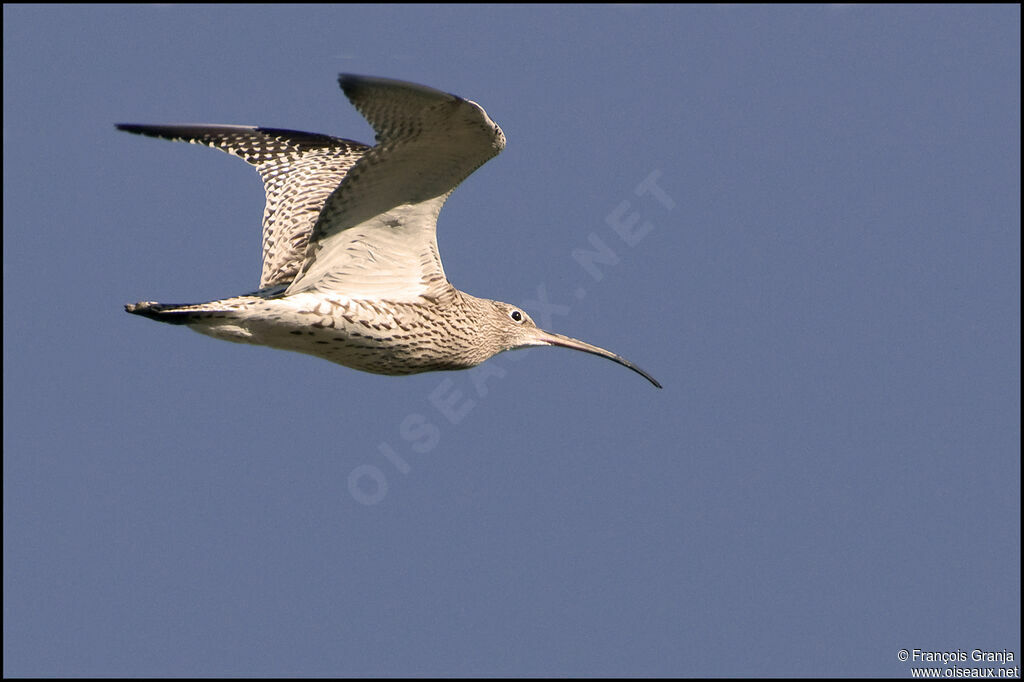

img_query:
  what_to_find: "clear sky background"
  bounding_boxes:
[3,5,1020,677]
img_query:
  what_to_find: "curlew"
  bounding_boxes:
[122,75,661,388]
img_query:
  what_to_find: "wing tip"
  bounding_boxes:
[337,73,457,102]
[337,72,359,92]
[338,73,379,99]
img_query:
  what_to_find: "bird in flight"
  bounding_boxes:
[121,74,661,388]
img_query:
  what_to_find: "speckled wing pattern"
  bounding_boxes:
[115,124,369,289]
[284,75,507,301]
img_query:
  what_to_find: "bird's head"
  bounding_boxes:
[476,298,662,388]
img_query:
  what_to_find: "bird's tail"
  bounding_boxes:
[124,300,223,325]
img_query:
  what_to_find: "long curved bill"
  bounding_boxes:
[534,330,662,389]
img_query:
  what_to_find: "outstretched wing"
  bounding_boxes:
[285,74,506,301]
[115,124,369,289]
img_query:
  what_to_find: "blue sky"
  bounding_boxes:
[3,4,1019,677]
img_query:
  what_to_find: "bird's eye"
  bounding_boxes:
[509,309,524,323]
